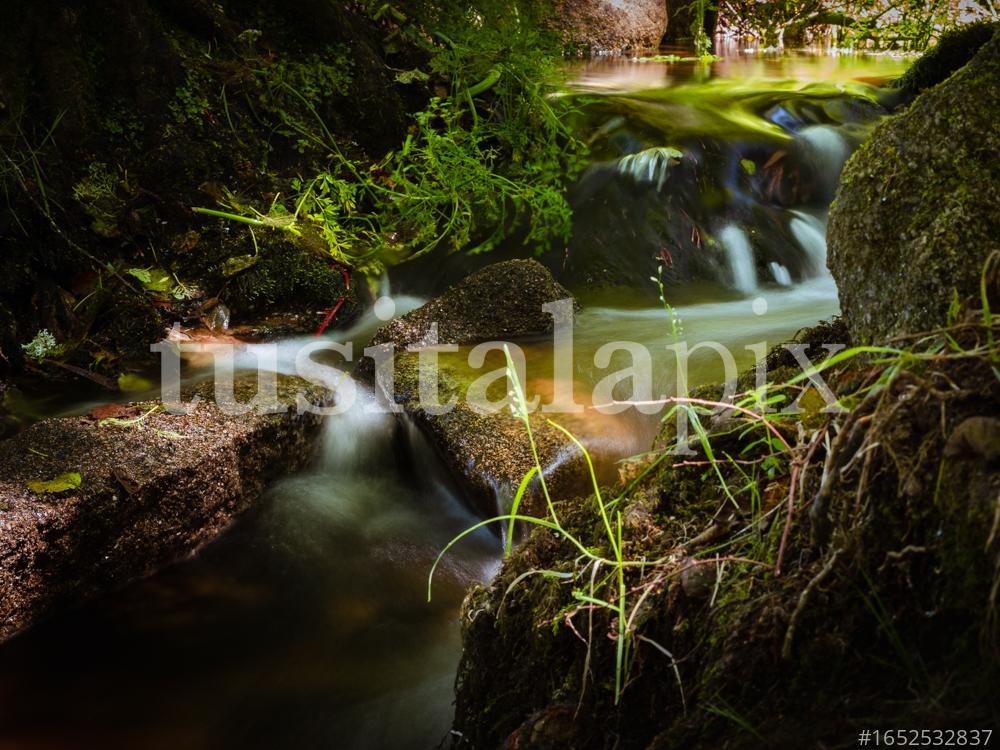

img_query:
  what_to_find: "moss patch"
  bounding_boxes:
[894,21,998,97]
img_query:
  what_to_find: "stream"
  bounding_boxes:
[0,51,907,750]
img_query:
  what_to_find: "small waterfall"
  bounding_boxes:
[789,211,828,276]
[719,225,758,294]
[769,262,792,286]
[319,387,399,473]
[798,125,849,191]
[617,146,684,191]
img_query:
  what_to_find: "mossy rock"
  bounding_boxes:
[224,239,353,320]
[451,333,1000,748]
[91,290,165,363]
[356,260,587,519]
[828,28,1000,343]
[367,259,577,350]
[894,21,999,97]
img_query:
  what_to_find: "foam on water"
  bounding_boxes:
[769,262,793,286]
[798,124,849,189]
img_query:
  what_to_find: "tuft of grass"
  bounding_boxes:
[430,344,634,703]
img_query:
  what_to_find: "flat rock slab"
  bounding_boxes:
[0,377,330,642]
[391,354,591,521]
[358,259,589,520]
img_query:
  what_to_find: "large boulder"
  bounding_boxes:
[893,21,998,98]
[552,0,666,54]
[828,28,1000,343]
[0,375,330,642]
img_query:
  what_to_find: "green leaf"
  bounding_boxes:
[127,267,152,284]
[505,465,538,557]
[26,472,82,494]
[155,429,189,440]
[946,288,961,326]
[145,268,175,293]
[221,254,259,277]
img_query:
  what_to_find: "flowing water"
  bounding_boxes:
[0,51,908,749]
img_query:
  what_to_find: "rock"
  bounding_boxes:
[894,21,998,98]
[0,374,331,642]
[945,416,1000,462]
[551,0,666,54]
[206,302,231,331]
[679,558,717,598]
[369,259,575,351]
[828,28,1000,343]
[385,354,591,521]
[504,705,579,748]
[357,260,587,520]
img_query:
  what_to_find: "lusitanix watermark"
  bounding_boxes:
[152,297,847,451]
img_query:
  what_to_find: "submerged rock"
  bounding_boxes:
[828,28,1000,342]
[560,84,888,293]
[0,375,331,642]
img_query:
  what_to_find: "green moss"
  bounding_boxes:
[828,29,1000,342]
[895,22,998,96]
[92,291,165,363]
[72,162,131,238]
[168,71,213,128]
[225,240,347,315]
[101,102,145,148]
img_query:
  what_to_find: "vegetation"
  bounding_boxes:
[197,0,587,277]
[716,0,996,50]
[448,289,1000,747]
[0,0,588,391]
[0,2,998,748]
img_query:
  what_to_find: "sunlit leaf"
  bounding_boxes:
[26,472,82,495]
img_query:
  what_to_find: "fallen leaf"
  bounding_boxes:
[155,429,189,440]
[89,403,131,420]
[26,472,82,495]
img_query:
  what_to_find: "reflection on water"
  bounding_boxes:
[567,49,909,92]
